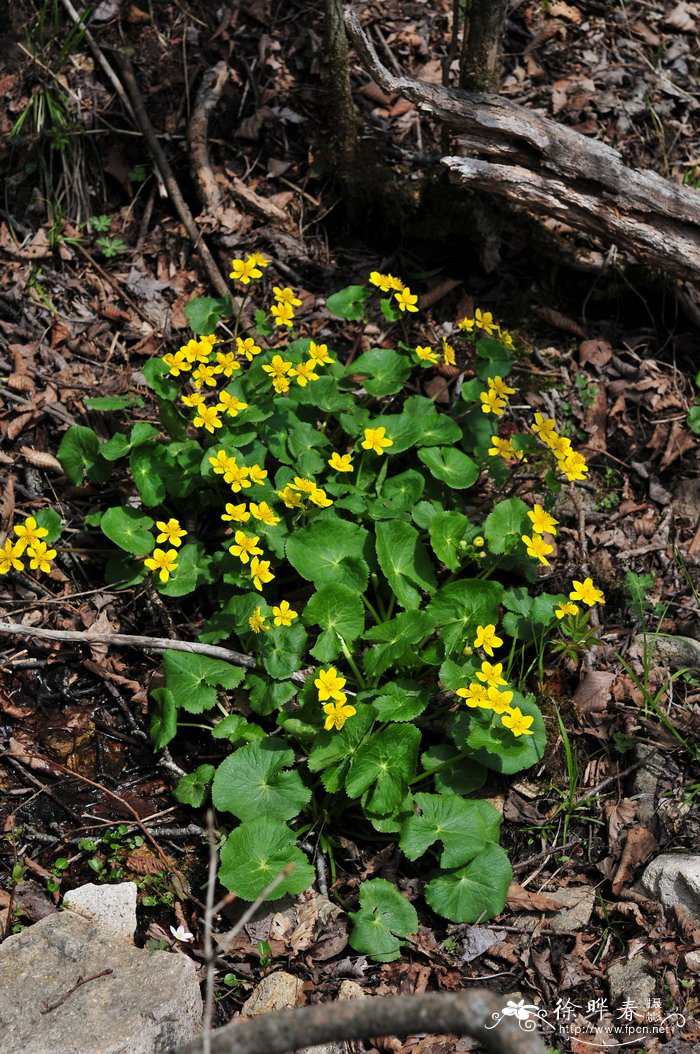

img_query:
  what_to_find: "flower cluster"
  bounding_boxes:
[522,503,559,567]
[457,309,515,350]
[0,517,56,576]
[247,599,298,634]
[457,627,534,738]
[480,375,517,417]
[531,412,589,483]
[414,342,456,367]
[314,667,356,731]
[229,252,270,285]
[143,518,187,583]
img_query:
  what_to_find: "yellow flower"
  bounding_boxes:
[555,601,579,619]
[213,351,240,377]
[192,364,218,389]
[236,336,262,362]
[308,341,334,365]
[394,287,418,313]
[248,465,268,485]
[488,436,520,461]
[475,661,507,689]
[532,412,558,445]
[14,516,49,554]
[272,286,302,307]
[415,345,439,364]
[569,578,605,606]
[560,451,589,482]
[474,308,496,335]
[328,452,354,472]
[480,390,507,416]
[527,504,559,536]
[457,316,476,332]
[488,376,516,399]
[209,450,237,476]
[474,624,503,657]
[291,477,317,494]
[314,666,347,702]
[0,539,24,574]
[162,352,191,376]
[522,533,554,566]
[230,257,263,284]
[473,536,484,548]
[441,339,456,366]
[226,464,252,492]
[271,301,295,327]
[155,518,186,547]
[248,252,270,269]
[309,487,333,508]
[497,327,515,350]
[485,686,514,714]
[272,600,298,627]
[249,501,280,527]
[323,697,356,731]
[549,434,573,460]
[501,706,535,737]
[221,503,250,523]
[362,427,393,455]
[456,682,490,708]
[277,486,304,509]
[193,405,223,433]
[228,531,263,564]
[249,607,270,633]
[368,271,395,292]
[216,392,248,417]
[181,392,205,409]
[290,360,319,387]
[26,541,57,574]
[272,375,291,395]
[262,355,293,379]
[144,548,178,583]
[200,333,220,346]
[250,555,274,591]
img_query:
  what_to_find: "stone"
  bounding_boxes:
[0,911,202,1054]
[639,854,700,925]
[240,970,303,1017]
[63,882,137,942]
[607,954,655,1010]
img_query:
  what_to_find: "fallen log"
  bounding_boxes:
[344,10,700,284]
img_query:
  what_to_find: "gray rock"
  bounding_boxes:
[63,882,137,942]
[0,911,202,1054]
[639,854,700,925]
[607,954,655,1010]
[241,971,355,1054]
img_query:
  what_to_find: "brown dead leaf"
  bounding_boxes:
[507,882,560,912]
[579,339,613,368]
[658,420,696,472]
[16,229,51,259]
[605,798,637,847]
[550,2,582,21]
[665,2,698,31]
[611,826,659,894]
[357,82,396,107]
[20,448,63,472]
[535,306,586,338]
[582,385,607,452]
[573,670,615,715]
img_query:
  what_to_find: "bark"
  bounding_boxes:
[174,990,550,1054]
[344,11,700,284]
[324,0,360,186]
[460,0,510,92]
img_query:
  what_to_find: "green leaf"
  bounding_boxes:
[33,508,61,544]
[424,843,512,923]
[484,498,530,555]
[417,447,479,490]
[247,676,295,716]
[100,507,155,556]
[303,583,365,662]
[350,348,412,396]
[84,394,144,411]
[429,511,468,571]
[157,543,212,598]
[399,793,501,867]
[375,521,436,610]
[307,704,376,793]
[219,818,314,900]
[185,296,230,334]
[105,552,148,588]
[212,739,311,822]
[211,714,265,744]
[174,764,215,807]
[286,518,369,591]
[130,444,170,506]
[427,579,504,653]
[420,745,487,795]
[326,284,369,321]
[370,679,430,722]
[348,879,418,963]
[149,687,178,749]
[162,650,245,713]
[371,471,425,520]
[57,425,101,485]
[346,725,420,815]
[450,694,547,774]
[688,405,700,436]
[142,357,179,400]
[363,611,435,679]
[257,624,307,680]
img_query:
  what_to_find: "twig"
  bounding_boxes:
[119,58,231,299]
[174,989,550,1054]
[41,969,113,1013]
[0,621,305,685]
[188,63,232,214]
[57,0,134,121]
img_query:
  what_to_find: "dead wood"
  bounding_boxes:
[344,10,700,284]
[174,989,550,1054]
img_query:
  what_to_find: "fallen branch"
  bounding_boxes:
[0,621,306,686]
[188,63,235,216]
[344,10,700,283]
[174,990,550,1054]
[119,58,231,299]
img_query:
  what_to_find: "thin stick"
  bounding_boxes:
[175,989,550,1054]
[119,58,231,299]
[57,0,135,122]
[41,969,113,1013]
[0,621,306,685]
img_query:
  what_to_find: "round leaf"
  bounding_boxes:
[424,843,512,923]
[212,739,311,822]
[218,818,314,900]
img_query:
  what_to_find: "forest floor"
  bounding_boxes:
[1,0,700,1051]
